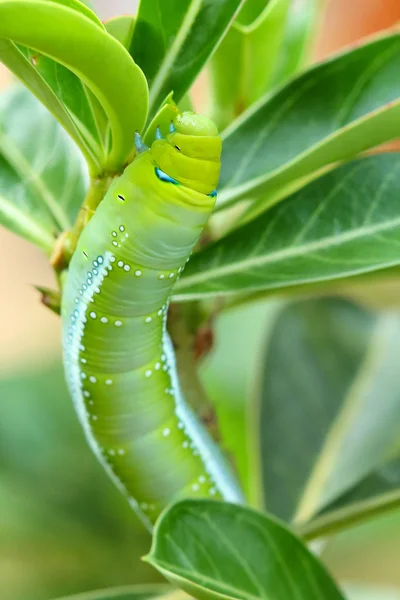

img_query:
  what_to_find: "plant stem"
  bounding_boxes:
[51,174,113,272]
[167,302,222,442]
[297,489,400,541]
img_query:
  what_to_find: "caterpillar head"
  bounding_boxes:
[150,112,222,195]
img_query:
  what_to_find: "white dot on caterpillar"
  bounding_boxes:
[112,231,117,237]
[169,272,175,278]
[161,353,166,362]
[90,311,97,319]
[81,372,87,379]
[177,422,184,429]
[210,487,217,496]
[182,441,189,449]
[80,358,87,364]
[154,362,161,370]
[159,273,165,279]
[118,448,125,455]
[105,379,113,385]
[157,309,163,316]
[110,256,116,262]
[119,225,125,232]
[199,475,206,484]
[94,286,101,293]
[115,320,122,327]
[162,428,171,437]
[98,257,103,264]
[162,365,168,372]
[88,400,94,406]
[135,269,142,277]
[145,369,152,378]
[83,390,90,398]
[124,264,131,272]
[100,316,108,324]
[108,449,116,456]
[80,344,85,351]
[117,260,124,267]
[192,483,200,492]
[112,241,118,247]
[91,415,98,421]
[89,376,97,383]
[145,316,152,323]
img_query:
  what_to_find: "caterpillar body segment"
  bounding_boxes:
[62,112,243,527]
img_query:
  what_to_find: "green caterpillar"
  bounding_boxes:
[62,112,243,528]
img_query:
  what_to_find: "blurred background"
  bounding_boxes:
[1,1,400,599]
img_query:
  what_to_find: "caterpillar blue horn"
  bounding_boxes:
[134,132,149,154]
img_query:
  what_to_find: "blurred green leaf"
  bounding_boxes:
[146,499,346,600]
[271,0,322,88]
[130,0,245,119]
[321,457,400,515]
[0,86,87,252]
[217,33,400,218]
[0,361,157,600]
[252,298,400,527]
[105,15,136,49]
[208,0,291,130]
[345,585,400,600]
[0,0,148,174]
[174,154,400,300]
[53,584,171,600]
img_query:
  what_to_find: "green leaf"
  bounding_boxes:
[146,499,346,600]
[0,86,87,251]
[250,297,400,526]
[321,457,400,515]
[130,0,245,119]
[105,15,136,49]
[0,0,148,174]
[298,458,400,540]
[217,33,400,219]
[174,154,400,300]
[53,584,171,600]
[271,0,323,88]
[208,0,291,130]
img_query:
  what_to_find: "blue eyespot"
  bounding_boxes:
[208,190,217,198]
[155,168,179,185]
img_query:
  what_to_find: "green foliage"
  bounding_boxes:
[130,0,245,120]
[252,298,400,526]
[218,33,400,216]
[1,0,400,598]
[0,0,148,174]
[0,86,87,252]
[54,584,171,600]
[209,0,291,130]
[175,155,400,299]
[146,499,346,599]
